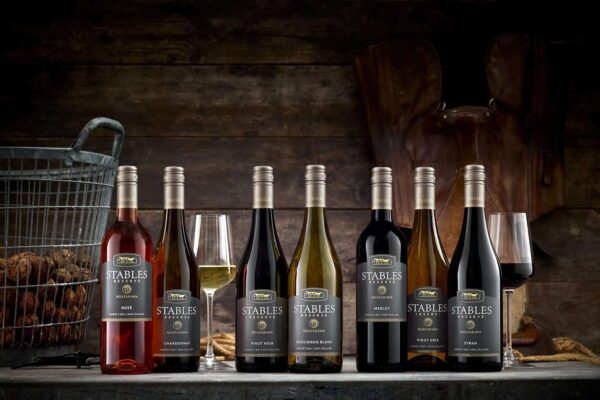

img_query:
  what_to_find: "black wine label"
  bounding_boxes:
[102,253,152,321]
[448,289,501,357]
[236,289,287,357]
[356,255,406,322]
[407,287,447,354]
[154,289,200,356]
[289,288,342,355]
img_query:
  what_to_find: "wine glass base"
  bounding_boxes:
[503,349,535,368]
[200,360,233,371]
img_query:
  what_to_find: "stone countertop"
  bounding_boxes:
[1,359,599,400]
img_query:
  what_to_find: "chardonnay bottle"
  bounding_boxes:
[288,165,343,373]
[356,167,408,372]
[152,167,200,372]
[448,165,502,372]
[407,167,449,370]
[236,166,288,372]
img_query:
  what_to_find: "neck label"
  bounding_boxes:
[164,185,184,209]
[117,183,138,209]
[372,185,392,210]
[306,182,325,208]
[253,183,273,209]
[415,186,435,210]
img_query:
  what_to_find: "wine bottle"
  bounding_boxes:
[236,166,288,372]
[448,164,503,372]
[356,167,407,372]
[101,166,153,374]
[152,166,200,372]
[288,165,343,373]
[407,167,449,370]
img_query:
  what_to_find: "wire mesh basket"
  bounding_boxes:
[0,117,124,349]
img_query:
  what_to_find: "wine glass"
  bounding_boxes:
[489,212,535,368]
[190,214,236,370]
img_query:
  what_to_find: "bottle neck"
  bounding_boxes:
[303,206,328,235]
[371,209,392,222]
[251,208,277,237]
[117,208,139,222]
[461,206,488,238]
[160,209,187,240]
[116,181,138,222]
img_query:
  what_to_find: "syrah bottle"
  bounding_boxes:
[356,167,407,372]
[448,164,503,372]
[288,165,343,373]
[236,166,288,372]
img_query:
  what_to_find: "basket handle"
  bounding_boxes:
[71,117,125,160]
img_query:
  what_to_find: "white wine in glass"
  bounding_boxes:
[190,214,236,370]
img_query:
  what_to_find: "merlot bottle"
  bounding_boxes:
[236,166,288,372]
[448,164,503,372]
[101,166,153,374]
[407,167,448,370]
[288,165,343,373]
[356,167,407,372]
[152,167,200,372]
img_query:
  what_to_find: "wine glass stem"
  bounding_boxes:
[505,289,514,354]
[205,290,216,367]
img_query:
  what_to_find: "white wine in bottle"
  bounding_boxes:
[288,165,343,373]
[407,167,449,370]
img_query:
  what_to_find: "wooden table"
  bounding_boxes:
[1,358,599,399]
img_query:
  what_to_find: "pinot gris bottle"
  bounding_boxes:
[407,167,449,370]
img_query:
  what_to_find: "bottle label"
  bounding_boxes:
[448,289,501,357]
[289,288,342,355]
[407,287,447,354]
[153,289,200,356]
[236,290,287,357]
[101,253,152,321]
[356,255,406,322]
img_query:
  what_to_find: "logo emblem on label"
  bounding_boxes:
[302,288,328,301]
[121,284,132,294]
[250,290,274,303]
[424,317,433,327]
[377,285,387,295]
[173,320,183,330]
[309,319,319,329]
[369,255,395,267]
[458,289,485,303]
[465,320,476,330]
[416,287,440,301]
[113,254,141,267]
[166,290,190,303]
[257,320,267,330]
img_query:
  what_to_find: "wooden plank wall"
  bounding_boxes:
[1,1,598,354]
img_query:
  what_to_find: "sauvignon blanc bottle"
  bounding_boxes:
[101,166,153,374]
[407,167,448,370]
[355,167,407,372]
[152,167,200,372]
[288,165,343,373]
[448,165,502,372]
[236,166,288,372]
